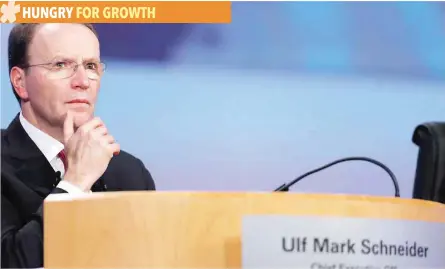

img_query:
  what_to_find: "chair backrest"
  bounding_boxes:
[412,122,445,204]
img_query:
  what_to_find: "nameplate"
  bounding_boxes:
[241,215,445,269]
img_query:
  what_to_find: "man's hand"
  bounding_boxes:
[62,112,120,192]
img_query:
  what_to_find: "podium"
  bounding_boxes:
[44,192,445,268]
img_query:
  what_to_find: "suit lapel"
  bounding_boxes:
[2,114,57,196]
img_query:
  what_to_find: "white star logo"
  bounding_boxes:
[1,0,21,23]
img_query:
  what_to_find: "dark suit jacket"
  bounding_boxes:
[1,114,156,268]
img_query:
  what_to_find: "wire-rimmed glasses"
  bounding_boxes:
[22,59,106,80]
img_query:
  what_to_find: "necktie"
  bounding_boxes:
[57,150,68,171]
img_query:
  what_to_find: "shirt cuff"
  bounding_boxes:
[55,180,92,195]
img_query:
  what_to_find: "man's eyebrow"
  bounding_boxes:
[82,57,101,63]
[49,55,75,62]
[48,55,100,63]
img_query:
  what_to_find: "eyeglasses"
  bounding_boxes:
[22,59,106,80]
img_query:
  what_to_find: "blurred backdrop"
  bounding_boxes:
[1,2,445,197]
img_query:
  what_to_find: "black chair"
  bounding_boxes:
[412,122,445,204]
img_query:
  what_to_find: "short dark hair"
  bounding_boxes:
[8,23,98,103]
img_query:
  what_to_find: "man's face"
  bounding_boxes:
[24,23,101,129]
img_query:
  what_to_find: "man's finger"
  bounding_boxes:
[93,126,108,136]
[63,111,74,144]
[103,134,115,144]
[109,143,121,156]
[78,117,104,135]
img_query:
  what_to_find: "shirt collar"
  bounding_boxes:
[19,112,64,163]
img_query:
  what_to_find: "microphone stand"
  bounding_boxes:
[274,156,400,197]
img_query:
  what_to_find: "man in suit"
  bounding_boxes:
[1,23,156,268]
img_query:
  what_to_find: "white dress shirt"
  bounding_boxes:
[19,112,90,195]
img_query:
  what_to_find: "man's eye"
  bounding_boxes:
[53,62,67,68]
[85,63,97,70]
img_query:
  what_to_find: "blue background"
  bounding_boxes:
[2,2,445,197]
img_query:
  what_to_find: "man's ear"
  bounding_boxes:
[10,67,29,100]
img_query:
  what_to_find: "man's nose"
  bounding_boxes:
[70,66,90,90]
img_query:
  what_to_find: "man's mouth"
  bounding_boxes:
[67,99,90,105]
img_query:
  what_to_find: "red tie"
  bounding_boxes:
[57,150,68,171]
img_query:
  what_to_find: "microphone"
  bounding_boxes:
[55,171,62,185]
[274,156,401,197]
[99,178,108,191]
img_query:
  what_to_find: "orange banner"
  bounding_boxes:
[0,1,231,23]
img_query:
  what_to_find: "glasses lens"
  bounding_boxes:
[86,70,100,80]
[44,62,105,80]
[45,68,74,80]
